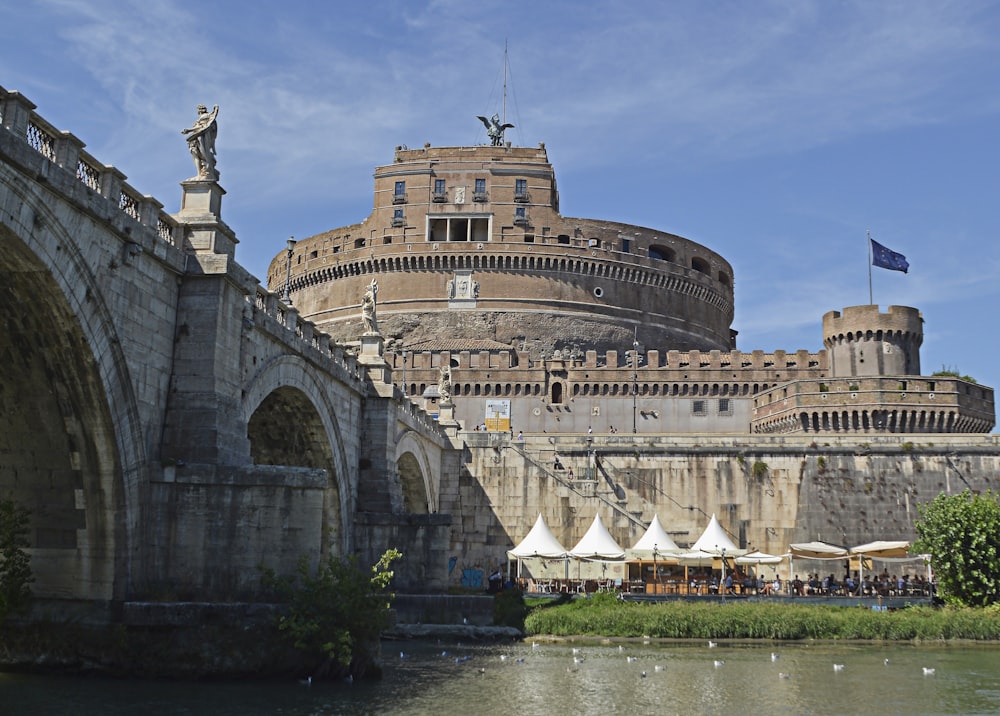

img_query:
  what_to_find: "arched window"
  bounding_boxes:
[551,383,563,404]
[648,245,677,262]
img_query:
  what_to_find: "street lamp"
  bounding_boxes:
[282,237,296,304]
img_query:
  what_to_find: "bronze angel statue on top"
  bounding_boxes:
[477,113,514,146]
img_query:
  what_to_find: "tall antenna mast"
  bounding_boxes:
[502,39,508,125]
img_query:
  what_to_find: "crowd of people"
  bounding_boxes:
[789,571,933,597]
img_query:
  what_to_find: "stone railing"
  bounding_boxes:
[400,397,450,441]
[250,285,362,384]
[0,86,181,247]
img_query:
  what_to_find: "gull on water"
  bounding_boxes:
[833,664,845,672]
[708,641,718,648]
[923,667,936,675]
[714,660,725,667]
[771,653,779,662]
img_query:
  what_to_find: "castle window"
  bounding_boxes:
[393,181,407,204]
[474,177,488,202]
[354,237,366,249]
[692,400,707,416]
[718,398,732,415]
[551,383,563,404]
[558,234,570,244]
[514,178,528,202]
[392,208,405,227]
[691,257,710,275]
[621,238,631,253]
[515,206,529,227]
[433,178,447,202]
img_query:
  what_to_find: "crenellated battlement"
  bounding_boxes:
[822,304,923,343]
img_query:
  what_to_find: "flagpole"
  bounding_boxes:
[867,230,873,305]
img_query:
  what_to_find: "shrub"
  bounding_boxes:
[261,548,401,680]
[915,490,1000,607]
[0,497,33,619]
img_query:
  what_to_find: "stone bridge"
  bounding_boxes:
[0,87,459,613]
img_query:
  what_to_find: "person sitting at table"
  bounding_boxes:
[844,574,857,594]
[807,574,820,595]
[709,576,719,594]
[792,575,804,596]
[861,575,873,595]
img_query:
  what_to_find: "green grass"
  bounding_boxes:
[523,596,1000,641]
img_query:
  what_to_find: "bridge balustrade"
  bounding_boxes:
[1,85,180,249]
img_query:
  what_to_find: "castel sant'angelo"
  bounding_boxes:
[268,123,993,439]
[268,118,997,567]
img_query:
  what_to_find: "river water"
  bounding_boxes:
[4,639,1000,716]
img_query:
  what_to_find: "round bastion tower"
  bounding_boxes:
[268,143,736,355]
[822,305,923,378]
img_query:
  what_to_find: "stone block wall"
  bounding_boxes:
[440,433,1000,580]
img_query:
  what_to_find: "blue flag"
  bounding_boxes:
[870,238,909,273]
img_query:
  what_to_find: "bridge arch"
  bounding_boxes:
[241,355,354,555]
[0,173,147,603]
[394,430,437,514]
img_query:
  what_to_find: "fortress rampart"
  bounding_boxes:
[444,432,1000,586]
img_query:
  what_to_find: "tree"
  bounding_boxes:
[914,489,1000,607]
[0,497,34,619]
[262,548,402,680]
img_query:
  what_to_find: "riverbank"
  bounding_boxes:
[524,594,1000,640]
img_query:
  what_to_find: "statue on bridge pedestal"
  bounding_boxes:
[438,364,453,403]
[361,278,379,335]
[182,104,219,180]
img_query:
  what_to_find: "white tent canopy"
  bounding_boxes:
[691,513,741,554]
[507,513,568,559]
[675,550,717,566]
[788,541,848,559]
[736,550,784,565]
[628,514,680,559]
[849,540,910,558]
[570,513,625,560]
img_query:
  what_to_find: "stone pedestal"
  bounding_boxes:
[437,400,460,437]
[175,180,237,258]
[359,333,384,358]
[358,333,393,392]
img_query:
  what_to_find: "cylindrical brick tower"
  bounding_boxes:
[822,305,923,378]
[267,143,736,355]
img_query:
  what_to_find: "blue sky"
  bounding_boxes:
[4,0,1000,402]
